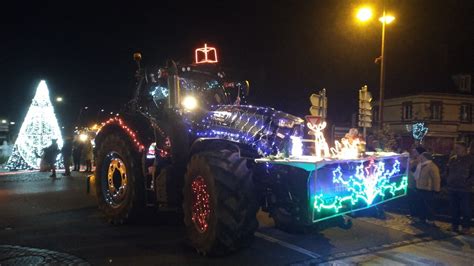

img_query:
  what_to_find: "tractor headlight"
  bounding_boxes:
[79,133,88,142]
[182,95,198,111]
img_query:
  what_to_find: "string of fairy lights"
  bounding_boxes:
[191,176,211,233]
[312,158,407,217]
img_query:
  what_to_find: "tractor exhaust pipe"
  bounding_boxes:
[166,59,180,109]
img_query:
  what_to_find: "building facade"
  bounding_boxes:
[378,93,474,154]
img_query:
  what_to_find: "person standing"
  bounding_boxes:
[72,139,83,171]
[61,137,73,176]
[446,141,474,234]
[44,139,60,178]
[82,139,93,172]
[408,146,426,218]
[414,152,441,225]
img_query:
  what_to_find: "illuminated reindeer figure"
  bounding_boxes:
[307,121,330,159]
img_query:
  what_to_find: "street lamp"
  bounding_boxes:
[56,96,63,102]
[356,6,395,129]
[356,7,373,22]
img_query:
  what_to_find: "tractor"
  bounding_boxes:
[89,45,408,256]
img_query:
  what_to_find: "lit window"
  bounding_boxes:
[402,102,412,120]
[430,101,442,121]
[460,103,472,123]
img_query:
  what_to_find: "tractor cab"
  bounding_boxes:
[133,44,248,114]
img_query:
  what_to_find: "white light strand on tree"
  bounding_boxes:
[6,80,63,170]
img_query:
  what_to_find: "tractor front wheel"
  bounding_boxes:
[183,149,258,256]
[95,133,143,224]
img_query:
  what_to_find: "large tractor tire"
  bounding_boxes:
[183,149,258,256]
[95,133,144,224]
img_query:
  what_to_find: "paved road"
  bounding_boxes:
[0,170,473,265]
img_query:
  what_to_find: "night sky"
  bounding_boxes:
[1,0,472,131]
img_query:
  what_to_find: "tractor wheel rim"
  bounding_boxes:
[103,154,128,208]
[191,175,211,233]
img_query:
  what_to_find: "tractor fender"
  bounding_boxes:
[190,138,258,158]
[95,118,147,155]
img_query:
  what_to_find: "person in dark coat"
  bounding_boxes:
[408,146,426,219]
[61,137,73,176]
[44,139,60,178]
[446,141,474,234]
[82,139,93,172]
[72,139,83,171]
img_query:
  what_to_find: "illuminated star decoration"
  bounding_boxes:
[412,122,428,141]
[313,159,407,213]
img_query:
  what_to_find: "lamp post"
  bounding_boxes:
[356,6,395,129]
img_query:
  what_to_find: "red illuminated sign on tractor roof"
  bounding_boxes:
[195,43,218,64]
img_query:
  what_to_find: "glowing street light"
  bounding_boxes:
[356,7,373,22]
[355,4,396,129]
[56,96,63,102]
[379,15,395,24]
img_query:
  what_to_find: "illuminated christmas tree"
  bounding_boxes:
[6,80,63,170]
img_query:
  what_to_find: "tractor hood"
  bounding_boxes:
[194,105,305,156]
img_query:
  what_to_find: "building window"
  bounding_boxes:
[402,102,412,120]
[459,75,472,92]
[430,101,442,121]
[460,103,472,123]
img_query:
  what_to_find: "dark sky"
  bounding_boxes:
[0,0,473,129]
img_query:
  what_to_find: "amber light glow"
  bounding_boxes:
[195,43,218,64]
[379,15,395,24]
[356,7,373,22]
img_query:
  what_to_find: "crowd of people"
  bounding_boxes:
[408,141,473,234]
[41,135,94,178]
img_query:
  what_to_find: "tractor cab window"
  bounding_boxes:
[179,77,230,106]
[150,84,169,101]
[146,68,169,108]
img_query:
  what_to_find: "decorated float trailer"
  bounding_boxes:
[256,152,408,226]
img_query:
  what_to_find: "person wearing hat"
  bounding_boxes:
[414,151,440,225]
[446,141,474,234]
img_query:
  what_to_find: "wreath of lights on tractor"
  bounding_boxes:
[191,175,211,233]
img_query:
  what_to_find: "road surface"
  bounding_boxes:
[0,170,472,265]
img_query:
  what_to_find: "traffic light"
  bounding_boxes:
[358,85,372,128]
[309,88,327,119]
